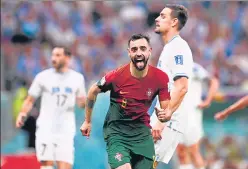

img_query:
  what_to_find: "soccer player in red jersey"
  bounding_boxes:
[80,34,171,169]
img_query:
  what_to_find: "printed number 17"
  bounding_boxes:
[57,94,67,106]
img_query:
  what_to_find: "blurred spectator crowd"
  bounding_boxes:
[1,1,248,91]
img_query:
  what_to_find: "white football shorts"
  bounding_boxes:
[35,136,74,165]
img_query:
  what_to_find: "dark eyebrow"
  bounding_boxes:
[131,47,138,50]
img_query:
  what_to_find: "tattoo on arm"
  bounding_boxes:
[86,98,95,109]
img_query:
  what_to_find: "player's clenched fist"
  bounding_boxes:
[214,111,228,121]
[155,107,172,122]
[152,121,165,143]
[80,121,91,138]
[16,112,27,128]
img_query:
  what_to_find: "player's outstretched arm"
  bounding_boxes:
[80,83,101,138]
[198,76,219,109]
[16,95,35,128]
[85,83,101,122]
[215,95,248,121]
[169,77,188,113]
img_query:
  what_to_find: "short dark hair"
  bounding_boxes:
[165,4,188,31]
[56,46,72,57]
[128,34,150,47]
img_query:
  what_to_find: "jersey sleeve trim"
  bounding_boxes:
[173,75,188,81]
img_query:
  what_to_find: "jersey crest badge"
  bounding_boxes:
[146,88,153,98]
[174,55,183,65]
[114,152,123,162]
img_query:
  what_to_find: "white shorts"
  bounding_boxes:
[180,108,204,146]
[154,126,183,164]
[35,136,74,165]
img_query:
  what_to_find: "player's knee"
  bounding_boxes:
[188,144,201,159]
[114,163,132,169]
[56,161,72,169]
[40,161,54,167]
[40,166,54,169]
[177,145,189,162]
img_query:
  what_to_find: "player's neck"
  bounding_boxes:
[56,67,69,73]
[130,63,149,79]
[162,30,179,44]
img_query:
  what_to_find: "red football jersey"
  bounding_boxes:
[97,63,170,127]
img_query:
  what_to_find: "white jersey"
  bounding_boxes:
[155,35,193,133]
[186,62,209,108]
[28,68,86,140]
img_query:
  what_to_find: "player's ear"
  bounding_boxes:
[127,48,131,56]
[172,18,178,28]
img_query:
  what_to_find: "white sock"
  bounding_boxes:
[179,164,194,169]
[40,166,54,169]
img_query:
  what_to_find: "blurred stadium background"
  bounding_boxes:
[1,1,248,169]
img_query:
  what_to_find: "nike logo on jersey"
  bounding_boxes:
[120,91,129,94]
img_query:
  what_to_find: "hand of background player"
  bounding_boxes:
[214,110,228,121]
[152,121,165,143]
[155,107,172,122]
[198,100,211,109]
[15,112,27,128]
[80,121,91,138]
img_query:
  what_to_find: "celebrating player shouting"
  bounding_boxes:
[80,34,171,169]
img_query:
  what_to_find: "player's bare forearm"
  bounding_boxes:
[85,83,101,123]
[159,100,170,110]
[169,77,188,113]
[204,77,219,104]
[19,95,35,116]
[224,95,248,115]
[77,97,86,108]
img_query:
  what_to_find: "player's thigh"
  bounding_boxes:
[188,139,202,156]
[181,126,203,147]
[54,140,74,165]
[131,154,153,169]
[176,144,191,163]
[154,126,182,164]
[56,161,72,169]
[35,138,54,164]
[107,142,131,169]
[181,114,203,146]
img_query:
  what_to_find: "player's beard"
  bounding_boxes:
[131,55,149,71]
[53,61,65,72]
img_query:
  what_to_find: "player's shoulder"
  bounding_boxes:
[107,64,128,76]
[149,65,168,78]
[172,36,190,49]
[35,68,54,79]
[115,64,129,73]
[69,69,84,78]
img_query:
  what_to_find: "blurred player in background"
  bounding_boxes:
[16,47,86,169]
[150,4,194,167]
[80,34,171,169]
[215,95,248,121]
[176,62,219,169]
